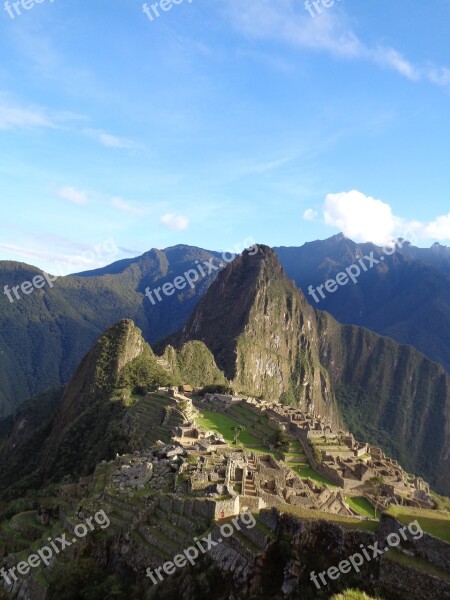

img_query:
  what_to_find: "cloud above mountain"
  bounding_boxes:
[306,189,450,244]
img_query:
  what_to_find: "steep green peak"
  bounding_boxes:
[66,319,146,402]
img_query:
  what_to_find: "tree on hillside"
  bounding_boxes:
[271,427,290,452]
[365,476,384,518]
[231,425,245,445]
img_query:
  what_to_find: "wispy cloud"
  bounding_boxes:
[0,93,140,155]
[111,197,145,216]
[160,213,190,231]
[57,186,88,205]
[0,237,119,274]
[0,99,54,130]
[373,47,419,81]
[83,128,139,150]
[303,208,318,222]
[224,0,449,89]
[0,91,88,130]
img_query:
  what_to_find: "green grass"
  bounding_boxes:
[279,504,378,532]
[293,464,338,488]
[196,410,274,454]
[345,497,377,519]
[385,505,450,543]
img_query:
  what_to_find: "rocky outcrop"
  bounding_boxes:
[167,246,339,424]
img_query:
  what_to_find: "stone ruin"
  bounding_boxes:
[176,446,356,518]
[224,398,435,511]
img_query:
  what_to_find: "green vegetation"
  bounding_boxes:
[176,341,228,388]
[196,410,273,454]
[279,386,296,406]
[231,425,245,445]
[270,427,290,452]
[47,558,129,599]
[294,465,338,488]
[345,497,377,519]
[321,323,450,497]
[430,491,450,513]
[330,590,381,600]
[385,505,450,543]
[119,345,174,394]
[0,247,222,417]
[312,446,323,464]
[279,504,378,533]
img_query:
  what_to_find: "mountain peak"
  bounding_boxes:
[166,246,337,419]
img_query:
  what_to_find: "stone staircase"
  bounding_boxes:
[244,474,257,497]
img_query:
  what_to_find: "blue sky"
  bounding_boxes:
[0,0,449,273]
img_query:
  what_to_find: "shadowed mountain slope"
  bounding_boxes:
[275,235,450,373]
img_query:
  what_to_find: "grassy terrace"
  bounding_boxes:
[385,505,450,543]
[279,504,378,533]
[293,464,338,488]
[226,403,278,437]
[196,408,342,490]
[345,497,377,519]
[196,409,275,455]
[128,394,185,447]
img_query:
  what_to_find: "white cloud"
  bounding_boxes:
[225,0,362,58]
[303,208,317,221]
[426,66,450,87]
[0,94,87,130]
[160,213,190,231]
[425,213,450,241]
[317,190,450,244]
[0,101,54,130]
[323,191,396,244]
[83,128,137,149]
[111,197,145,216]
[224,0,449,89]
[0,238,119,275]
[373,47,419,80]
[57,186,88,205]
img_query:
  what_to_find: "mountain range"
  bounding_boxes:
[275,235,450,372]
[0,246,222,417]
[1,244,449,496]
[2,236,450,422]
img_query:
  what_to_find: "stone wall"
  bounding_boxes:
[378,514,450,572]
[300,437,346,487]
[379,555,450,600]
[238,495,265,513]
[213,496,240,519]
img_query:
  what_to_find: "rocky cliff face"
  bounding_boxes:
[170,246,338,423]
[318,312,450,495]
[275,235,450,374]
[166,247,450,494]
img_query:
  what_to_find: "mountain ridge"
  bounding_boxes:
[162,245,450,493]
